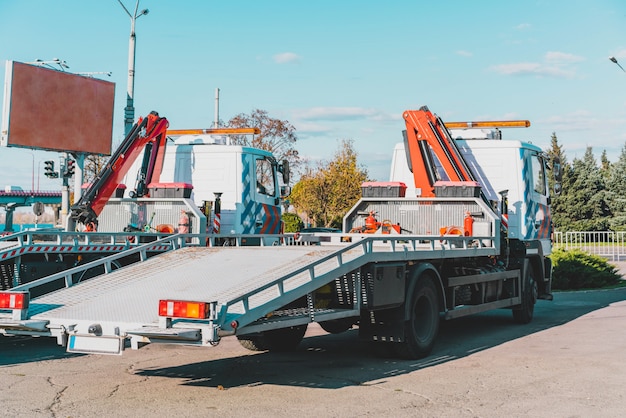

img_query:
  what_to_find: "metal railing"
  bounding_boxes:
[10,234,190,293]
[553,231,626,261]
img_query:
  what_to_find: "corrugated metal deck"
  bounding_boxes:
[28,245,358,326]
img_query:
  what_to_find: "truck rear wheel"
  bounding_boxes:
[512,261,537,324]
[237,335,270,351]
[237,324,308,352]
[395,276,440,359]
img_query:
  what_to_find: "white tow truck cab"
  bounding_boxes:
[105,130,290,242]
[390,133,553,256]
[156,134,286,235]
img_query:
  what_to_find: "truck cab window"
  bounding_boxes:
[256,157,275,196]
[531,155,546,195]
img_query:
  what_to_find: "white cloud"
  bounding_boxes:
[293,107,381,121]
[541,110,599,131]
[490,51,584,78]
[292,121,332,136]
[515,23,531,30]
[545,51,584,65]
[456,50,472,57]
[491,62,575,78]
[273,52,301,64]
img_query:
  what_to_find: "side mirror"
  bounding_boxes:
[552,157,563,182]
[280,160,290,184]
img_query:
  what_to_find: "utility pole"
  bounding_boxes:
[118,0,149,135]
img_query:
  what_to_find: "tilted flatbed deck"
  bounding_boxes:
[0,231,505,355]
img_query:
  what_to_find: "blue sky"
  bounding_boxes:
[2,0,626,192]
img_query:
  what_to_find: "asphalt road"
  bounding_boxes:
[2,287,626,417]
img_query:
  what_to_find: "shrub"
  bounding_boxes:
[551,248,622,290]
[282,213,303,233]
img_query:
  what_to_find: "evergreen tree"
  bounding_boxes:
[606,143,626,230]
[546,132,569,230]
[557,147,610,231]
[600,150,612,180]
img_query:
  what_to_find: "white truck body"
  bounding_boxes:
[119,134,283,236]
[389,136,552,256]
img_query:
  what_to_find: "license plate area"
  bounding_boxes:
[67,334,124,355]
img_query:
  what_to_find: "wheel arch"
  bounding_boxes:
[404,262,445,320]
[525,254,543,290]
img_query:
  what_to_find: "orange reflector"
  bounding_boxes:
[158,300,210,319]
[0,292,29,309]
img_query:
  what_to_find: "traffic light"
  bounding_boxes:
[44,160,58,178]
[65,158,75,177]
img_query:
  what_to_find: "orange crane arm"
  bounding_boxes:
[71,112,169,227]
[403,107,476,197]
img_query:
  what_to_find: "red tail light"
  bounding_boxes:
[0,292,29,309]
[159,300,210,319]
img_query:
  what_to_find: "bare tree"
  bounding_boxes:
[227,109,300,180]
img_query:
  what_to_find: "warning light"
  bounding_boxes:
[0,291,29,309]
[444,120,531,129]
[158,300,210,319]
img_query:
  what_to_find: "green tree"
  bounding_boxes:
[227,109,300,181]
[546,132,569,230]
[557,147,610,231]
[606,143,626,230]
[600,150,612,179]
[290,139,368,228]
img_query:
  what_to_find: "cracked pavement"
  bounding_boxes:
[2,287,626,417]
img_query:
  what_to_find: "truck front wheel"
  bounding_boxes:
[512,261,537,324]
[395,276,440,359]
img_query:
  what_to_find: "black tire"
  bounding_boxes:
[395,276,440,359]
[237,335,270,351]
[319,318,355,334]
[512,261,537,324]
[237,324,307,352]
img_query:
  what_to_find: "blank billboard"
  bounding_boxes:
[1,60,115,155]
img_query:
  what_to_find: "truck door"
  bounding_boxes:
[526,151,551,249]
[251,156,281,234]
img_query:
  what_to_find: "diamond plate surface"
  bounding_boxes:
[30,246,343,325]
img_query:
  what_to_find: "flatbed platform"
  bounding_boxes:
[27,245,357,326]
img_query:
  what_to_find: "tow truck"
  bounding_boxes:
[0,111,289,291]
[0,106,560,360]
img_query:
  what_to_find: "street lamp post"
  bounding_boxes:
[117,0,149,135]
[609,56,626,73]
